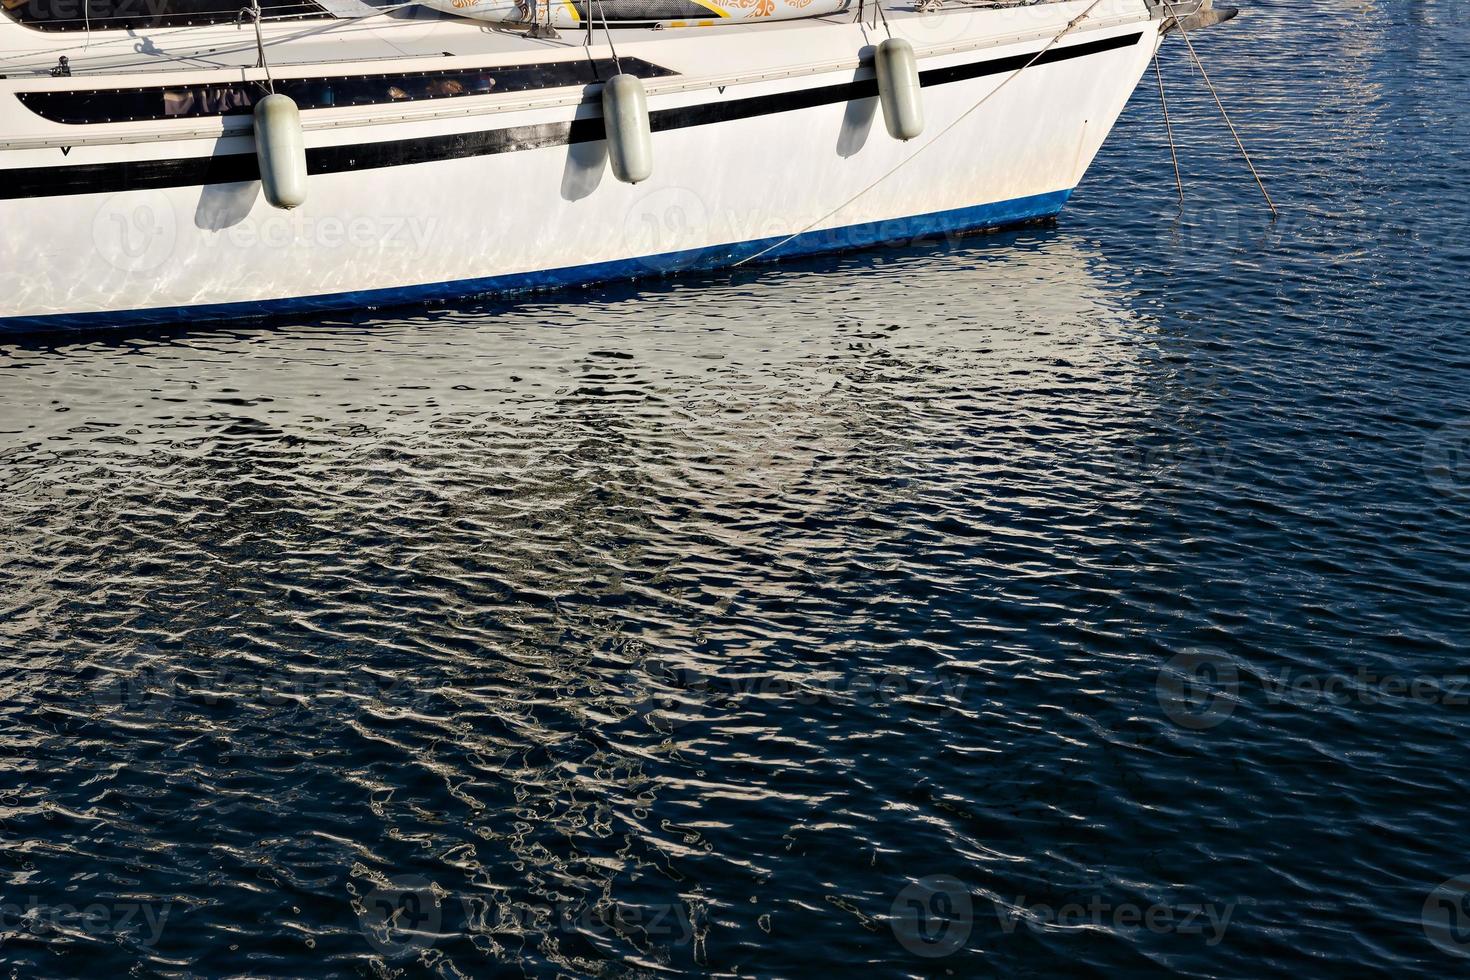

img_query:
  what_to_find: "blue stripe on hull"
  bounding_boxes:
[1,188,1072,335]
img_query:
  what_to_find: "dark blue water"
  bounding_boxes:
[3,2,1469,975]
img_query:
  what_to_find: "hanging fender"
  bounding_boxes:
[602,74,653,184]
[253,93,308,210]
[874,38,924,141]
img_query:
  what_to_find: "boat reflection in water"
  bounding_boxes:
[1,232,1184,974]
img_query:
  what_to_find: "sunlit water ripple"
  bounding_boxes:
[2,1,1469,976]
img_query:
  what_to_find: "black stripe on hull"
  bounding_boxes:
[0,31,1143,201]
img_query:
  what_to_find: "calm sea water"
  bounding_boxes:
[3,2,1469,976]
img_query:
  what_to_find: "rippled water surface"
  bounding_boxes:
[3,2,1469,976]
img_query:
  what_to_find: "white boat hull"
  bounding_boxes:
[0,0,1166,331]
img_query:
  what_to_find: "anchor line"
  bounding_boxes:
[1153,45,1184,206]
[1163,0,1277,217]
[733,0,1107,267]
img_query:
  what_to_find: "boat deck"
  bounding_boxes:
[0,0,1090,77]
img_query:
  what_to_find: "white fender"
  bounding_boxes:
[253,93,308,210]
[875,37,924,141]
[603,74,653,184]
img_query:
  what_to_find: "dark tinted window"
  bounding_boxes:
[16,57,678,124]
[2,0,328,31]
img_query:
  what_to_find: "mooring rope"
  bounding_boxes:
[597,0,623,72]
[875,0,893,39]
[1163,0,1276,216]
[733,0,1107,267]
[239,0,278,92]
[1153,46,1184,206]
